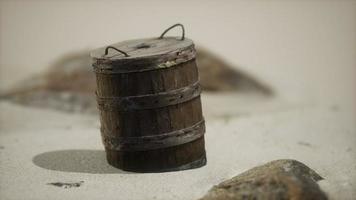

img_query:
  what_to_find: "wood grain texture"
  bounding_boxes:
[92,38,206,172]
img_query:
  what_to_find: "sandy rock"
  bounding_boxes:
[196,48,272,95]
[47,181,84,189]
[2,48,273,96]
[0,47,273,114]
[200,159,327,200]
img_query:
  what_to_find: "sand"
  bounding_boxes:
[1,1,355,199]
[0,91,355,199]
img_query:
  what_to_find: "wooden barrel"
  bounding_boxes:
[90,24,206,172]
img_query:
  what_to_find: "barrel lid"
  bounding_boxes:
[90,37,194,60]
[90,24,196,73]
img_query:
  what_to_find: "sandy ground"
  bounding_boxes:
[0,91,355,199]
[1,1,356,199]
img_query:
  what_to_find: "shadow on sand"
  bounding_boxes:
[33,149,131,174]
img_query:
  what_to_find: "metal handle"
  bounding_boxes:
[104,46,129,57]
[159,23,185,40]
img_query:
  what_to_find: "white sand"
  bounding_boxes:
[1,1,355,199]
[0,92,355,199]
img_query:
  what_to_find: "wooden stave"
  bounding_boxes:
[93,49,206,172]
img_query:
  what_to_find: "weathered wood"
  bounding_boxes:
[91,35,206,172]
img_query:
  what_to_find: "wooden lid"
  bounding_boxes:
[90,37,194,60]
[91,24,197,74]
[91,37,196,74]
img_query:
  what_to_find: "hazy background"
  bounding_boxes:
[1,0,355,104]
[1,1,356,199]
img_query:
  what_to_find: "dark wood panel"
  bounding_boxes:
[93,42,205,172]
[95,60,198,97]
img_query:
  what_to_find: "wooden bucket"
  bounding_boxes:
[90,24,206,172]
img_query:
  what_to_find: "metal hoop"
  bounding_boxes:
[104,46,129,57]
[159,23,185,40]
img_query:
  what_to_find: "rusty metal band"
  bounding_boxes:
[101,119,205,151]
[93,47,196,74]
[97,81,201,112]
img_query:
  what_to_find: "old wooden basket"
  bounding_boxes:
[90,24,206,172]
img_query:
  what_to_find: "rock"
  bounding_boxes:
[0,47,273,113]
[196,48,272,95]
[199,159,327,200]
[47,181,84,189]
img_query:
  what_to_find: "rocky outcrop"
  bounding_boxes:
[200,159,327,200]
[0,48,273,113]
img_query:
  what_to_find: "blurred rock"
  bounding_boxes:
[199,159,327,200]
[1,47,273,113]
[47,181,84,189]
[196,48,272,95]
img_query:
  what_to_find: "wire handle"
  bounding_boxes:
[104,46,129,57]
[159,23,185,40]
